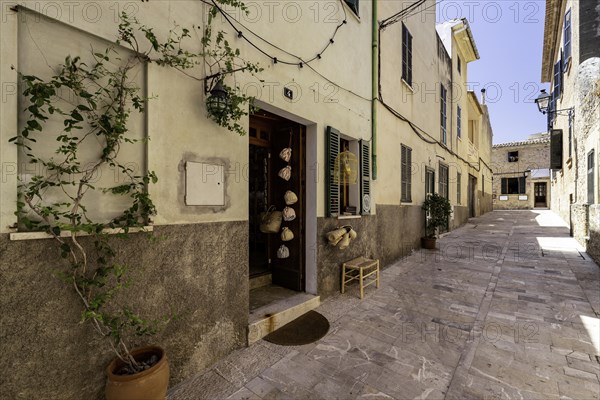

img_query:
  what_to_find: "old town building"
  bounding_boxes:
[492,133,551,210]
[0,1,492,397]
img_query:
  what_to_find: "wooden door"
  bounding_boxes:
[269,125,305,291]
[248,122,272,277]
[468,175,476,218]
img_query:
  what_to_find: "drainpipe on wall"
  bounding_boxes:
[371,0,378,180]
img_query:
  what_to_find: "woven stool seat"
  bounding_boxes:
[341,257,380,299]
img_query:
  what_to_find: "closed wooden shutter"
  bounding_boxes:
[360,140,371,214]
[550,129,563,170]
[519,176,526,194]
[326,126,340,217]
[401,144,411,202]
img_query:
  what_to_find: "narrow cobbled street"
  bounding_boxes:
[169,210,600,400]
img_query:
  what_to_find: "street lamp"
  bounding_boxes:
[534,89,551,114]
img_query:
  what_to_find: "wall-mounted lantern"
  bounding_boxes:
[205,79,230,117]
[534,89,551,114]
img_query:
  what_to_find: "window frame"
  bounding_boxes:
[325,126,371,217]
[508,151,519,162]
[402,23,413,87]
[439,163,449,199]
[588,149,595,204]
[440,84,447,145]
[425,168,435,196]
[401,144,412,202]
[457,105,462,138]
[500,177,526,195]
[564,9,571,66]
[457,172,461,204]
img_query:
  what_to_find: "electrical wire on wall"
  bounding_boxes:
[198,0,372,103]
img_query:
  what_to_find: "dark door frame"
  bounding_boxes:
[534,182,548,208]
[248,111,306,292]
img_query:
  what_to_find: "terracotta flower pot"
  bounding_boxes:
[106,346,169,400]
[421,237,436,250]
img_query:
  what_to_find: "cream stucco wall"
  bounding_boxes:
[0,0,373,232]
[375,8,492,219]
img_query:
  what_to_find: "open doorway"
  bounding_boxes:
[249,109,306,293]
[534,182,547,208]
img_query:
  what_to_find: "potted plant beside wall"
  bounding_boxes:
[9,11,227,399]
[421,193,452,249]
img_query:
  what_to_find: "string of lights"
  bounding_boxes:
[199,0,371,101]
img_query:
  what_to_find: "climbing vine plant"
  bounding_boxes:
[202,0,263,135]
[11,2,260,374]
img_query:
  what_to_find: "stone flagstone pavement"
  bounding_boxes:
[168,210,600,400]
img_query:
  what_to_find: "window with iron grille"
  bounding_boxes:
[402,24,413,86]
[401,144,412,202]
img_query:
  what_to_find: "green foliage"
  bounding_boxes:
[11,0,261,372]
[422,193,452,239]
[10,13,196,373]
[202,1,263,136]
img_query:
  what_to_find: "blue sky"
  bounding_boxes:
[435,0,550,144]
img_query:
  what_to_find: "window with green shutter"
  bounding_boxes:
[326,126,340,217]
[325,126,370,217]
[402,24,413,86]
[360,140,371,214]
[401,144,412,202]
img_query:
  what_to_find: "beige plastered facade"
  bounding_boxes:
[376,12,493,223]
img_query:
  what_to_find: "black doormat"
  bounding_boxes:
[263,310,330,346]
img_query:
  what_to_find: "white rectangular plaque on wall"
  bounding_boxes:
[519,195,528,201]
[499,195,508,201]
[185,162,225,206]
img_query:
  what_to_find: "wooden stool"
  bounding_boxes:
[341,257,380,299]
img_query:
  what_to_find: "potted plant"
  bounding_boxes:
[10,12,213,399]
[421,193,452,249]
[12,2,261,396]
